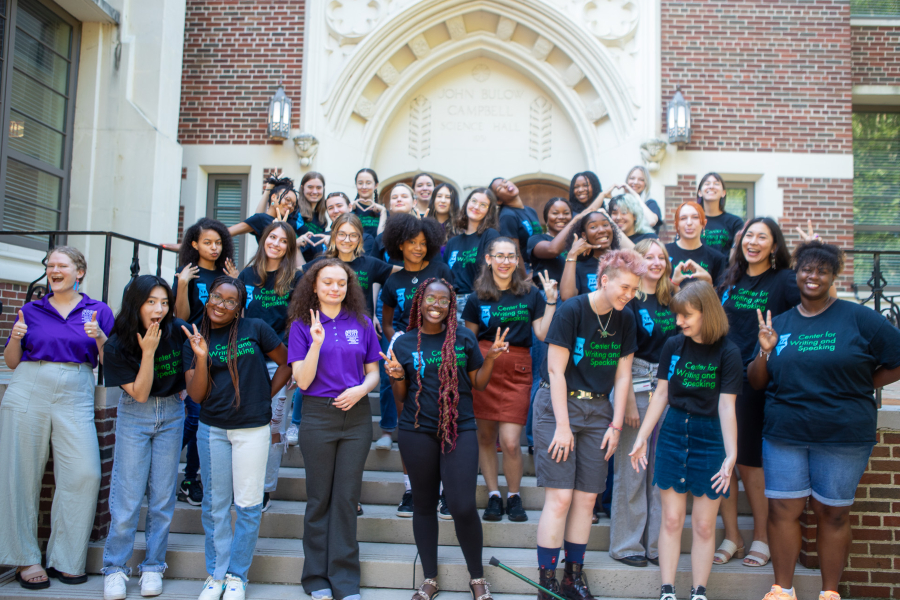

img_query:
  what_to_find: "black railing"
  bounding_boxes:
[847,250,900,328]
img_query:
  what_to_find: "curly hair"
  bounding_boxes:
[452,187,499,236]
[179,218,234,271]
[196,276,247,410]
[382,213,444,262]
[111,275,176,360]
[718,217,791,294]
[287,258,369,327]
[572,211,620,260]
[407,277,460,453]
[472,236,533,302]
[793,240,845,276]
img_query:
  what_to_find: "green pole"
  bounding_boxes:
[488,557,567,600]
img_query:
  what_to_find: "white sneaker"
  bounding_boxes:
[198,576,225,600]
[222,574,246,600]
[374,433,392,450]
[140,572,162,597]
[310,590,334,600]
[286,423,299,445]
[104,572,129,600]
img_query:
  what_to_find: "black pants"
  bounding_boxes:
[299,395,372,599]
[399,428,483,580]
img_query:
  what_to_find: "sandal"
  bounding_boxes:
[15,565,50,590]
[743,540,771,567]
[46,567,88,585]
[712,539,745,565]
[412,578,439,600]
[469,578,493,599]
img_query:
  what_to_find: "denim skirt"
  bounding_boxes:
[653,406,729,500]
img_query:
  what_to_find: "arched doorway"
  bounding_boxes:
[515,178,569,227]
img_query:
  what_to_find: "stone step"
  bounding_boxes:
[83,533,822,598]
[0,572,640,600]
[151,500,757,552]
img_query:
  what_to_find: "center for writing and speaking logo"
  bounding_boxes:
[721,287,731,305]
[197,283,209,305]
[638,308,654,335]
[245,286,254,308]
[411,351,426,376]
[573,337,585,365]
[586,274,597,292]
[396,288,406,312]
[345,329,359,345]
[448,250,459,268]
[481,306,492,328]
[668,354,681,380]
[522,219,533,236]
[776,333,791,356]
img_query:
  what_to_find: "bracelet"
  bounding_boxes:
[608,424,622,432]
[546,302,557,306]
[390,375,406,381]
[566,258,577,262]
[759,349,770,361]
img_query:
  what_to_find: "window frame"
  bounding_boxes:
[0,0,81,250]
[724,180,755,221]
[206,173,249,265]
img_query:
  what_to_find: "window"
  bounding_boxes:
[851,0,900,16]
[852,111,900,288]
[0,0,80,248]
[206,174,248,265]
[724,182,754,221]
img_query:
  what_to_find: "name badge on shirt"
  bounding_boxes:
[345,329,359,345]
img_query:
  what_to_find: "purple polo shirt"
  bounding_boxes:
[288,308,381,398]
[5,293,114,368]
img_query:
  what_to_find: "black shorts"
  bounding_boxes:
[736,379,765,468]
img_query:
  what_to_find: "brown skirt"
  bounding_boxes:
[472,340,532,425]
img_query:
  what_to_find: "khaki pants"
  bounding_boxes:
[0,361,101,574]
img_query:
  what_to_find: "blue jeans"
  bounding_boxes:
[103,393,184,575]
[197,422,269,582]
[182,398,201,481]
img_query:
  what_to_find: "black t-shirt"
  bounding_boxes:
[574,255,601,296]
[238,267,302,343]
[722,268,801,366]
[182,317,283,430]
[443,228,500,295]
[353,204,382,238]
[382,261,455,332]
[173,265,226,325]
[665,242,726,286]
[301,215,328,262]
[103,319,189,398]
[624,293,677,363]
[393,325,484,433]
[646,199,663,234]
[499,205,542,250]
[629,232,659,245]
[527,233,567,288]
[362,232,376,256]
[462,287,546,348]
[761,300,900,445]
[657,334,742,417]
[243,213,308,243]
[701,212,744,256]
[373,232,404,267]
[540,294,637,395]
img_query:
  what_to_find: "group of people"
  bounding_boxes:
[1,166,898,600]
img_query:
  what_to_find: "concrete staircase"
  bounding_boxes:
[0,393,823,600]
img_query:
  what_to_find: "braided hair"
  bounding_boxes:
[198,276,247,410]
[407,277,460,453]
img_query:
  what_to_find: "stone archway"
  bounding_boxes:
[515,178,570,225]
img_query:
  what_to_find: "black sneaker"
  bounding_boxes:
[438,494,453,520]
[506,494,527,522]
[397,490,414,517]
[261,492,271,513]
[178,479,203,506]
[482,495,503,521]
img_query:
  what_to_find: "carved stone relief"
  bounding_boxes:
[326,0,386,44]
[408,95,432,161]
[529,97,552,163]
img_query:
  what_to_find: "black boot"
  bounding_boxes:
[560,561,594,600]
[537,568,560,600]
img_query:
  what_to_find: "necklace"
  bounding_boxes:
[590,294,615,338]
[798,295,835,318]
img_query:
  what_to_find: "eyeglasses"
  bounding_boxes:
[490,254,518,263]
[208,293,239,311]
[469,201,490,211]
[336,232,360,242]
[424,295,451,308]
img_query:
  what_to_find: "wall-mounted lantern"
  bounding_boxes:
[267,83,292,141]
[667,88,691,145]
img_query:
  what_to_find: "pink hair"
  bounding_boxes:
[597,249,648,280]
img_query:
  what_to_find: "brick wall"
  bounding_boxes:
[660,174,696,244]
[661,0,852,152]
[179,0,305,144]
[800,429,900,598]
[0,282,27,342]
[852,26,900,86]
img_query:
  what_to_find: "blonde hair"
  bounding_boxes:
[670,281,729,344]
[326,213,366,259]
[47,246,87,282]
[634,238,674,306]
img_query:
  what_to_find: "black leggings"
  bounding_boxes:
[398,428,483,579]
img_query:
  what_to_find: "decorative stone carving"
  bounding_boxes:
[377,62,400,86]
[529,97,552,163]
[408,96,432,161]
[532,36,554,61]
[640,138,667,172]
[408,33,431,59]
[325,0,385,44]
[582,0,639,42]
[563,63,584,87]
[293,132,320,168]
[585,98,608,123]
[496,16,516,41]
[472,64,491,82]
[446,15,466,40]
[354,97,376,120]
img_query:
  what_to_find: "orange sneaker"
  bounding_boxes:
[819,592,840,600]
[763,586,797,600]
